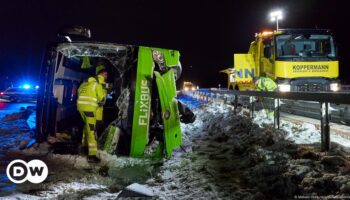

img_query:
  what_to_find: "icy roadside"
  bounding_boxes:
[3,98,350,199]
[0,109,116,199]
[0,107,35,151]
[3,147,163,199]
[253,109,350,147]
[145,102,350,199]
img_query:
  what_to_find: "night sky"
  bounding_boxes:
[0,0,349,90]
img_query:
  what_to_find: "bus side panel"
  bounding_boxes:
[130,47,154,157]
[155,69,181,158]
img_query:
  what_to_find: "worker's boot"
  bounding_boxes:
[88,155,101,163]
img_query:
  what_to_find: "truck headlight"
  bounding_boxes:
[184,87,189,91]
[278,84,291,92]
[330,83,340,92]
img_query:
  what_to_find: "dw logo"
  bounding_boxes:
[6,159,48,184]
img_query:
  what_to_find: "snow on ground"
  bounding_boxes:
[144,96,350,199]
[2,96,350,199]
[26,112,36,131]
[4,182,108,200]
[254,108,350,147]
[3,149,163,199]
[0,119,34,151]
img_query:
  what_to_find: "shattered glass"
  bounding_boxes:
[116,88,130,120]
[57,42,134,74]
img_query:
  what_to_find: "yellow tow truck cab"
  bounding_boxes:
[228,29,340,92]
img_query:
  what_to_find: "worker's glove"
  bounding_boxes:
[98,98,106,107]
[107,93,113,100]
[105,83,114,91]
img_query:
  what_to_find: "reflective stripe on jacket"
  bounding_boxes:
[77,75,106,111]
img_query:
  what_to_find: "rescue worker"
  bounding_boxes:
[254,76,277,118]
[254,76,277,92]
[77,65,108,163]
[95,65,108,137]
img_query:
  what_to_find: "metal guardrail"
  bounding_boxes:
[189,89,350,152]
[342,85,350,91]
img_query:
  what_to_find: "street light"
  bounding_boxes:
[270,10,283,30]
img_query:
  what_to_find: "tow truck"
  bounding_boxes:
[222,29,340,92]
[36,26,194,158]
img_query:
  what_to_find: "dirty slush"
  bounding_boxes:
[2,99,350,199]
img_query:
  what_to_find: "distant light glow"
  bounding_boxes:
[35,85,39,89]
[262,31,274,36]
[270,10,283,22]
[23,84,31,89]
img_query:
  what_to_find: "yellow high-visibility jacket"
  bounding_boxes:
[77,75,106,112]
[256,77,277,92]
[96,75,107,121]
